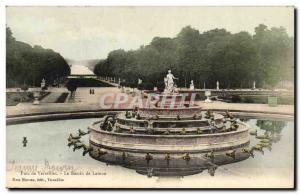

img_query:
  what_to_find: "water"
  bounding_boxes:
[6,118,294,188]
[7,118,100,165]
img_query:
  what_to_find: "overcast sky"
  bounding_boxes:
[6,6,294,61]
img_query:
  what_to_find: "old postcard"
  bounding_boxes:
[6,6,295,189]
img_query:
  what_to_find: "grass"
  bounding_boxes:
[6,91,50,106]
[240,95,294,105]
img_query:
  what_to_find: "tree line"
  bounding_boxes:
[94,24,294,90]
[6,27,71,88]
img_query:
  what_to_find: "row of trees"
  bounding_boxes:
[6,27,71,87]
[94,24,294,89]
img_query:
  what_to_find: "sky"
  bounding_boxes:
[6,6,294,61]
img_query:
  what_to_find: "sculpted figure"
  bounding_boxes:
[164,70,178,93]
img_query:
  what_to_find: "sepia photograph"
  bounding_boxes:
[5,6,295,189]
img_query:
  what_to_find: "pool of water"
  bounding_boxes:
[6,117,294,188]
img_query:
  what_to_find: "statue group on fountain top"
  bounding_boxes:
[164,70,179,94]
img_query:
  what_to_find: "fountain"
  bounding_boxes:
[87,71,251,177]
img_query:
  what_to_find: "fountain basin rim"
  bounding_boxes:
[116,117,222,124]
[116,123,216,132]
[89,140,251,154]
[119,115,202,120]
[138,106,201,111]
[89,120,250,138]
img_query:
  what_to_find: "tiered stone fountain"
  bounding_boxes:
[88,71,251,177]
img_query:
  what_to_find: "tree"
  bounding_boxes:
[253,24,294,88]
[6,27,71,88]
[93,24,294,90]
[66,81,77,98]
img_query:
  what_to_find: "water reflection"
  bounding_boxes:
[246,120,287,157]
[256,120,286,134]
[256,120,286,143]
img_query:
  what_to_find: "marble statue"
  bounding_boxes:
[164,70,178,93]
[253,81,256,90]
[190,80,194,90]
[216,81,219,90]
[41,78,46,89]
[138,78,142,85]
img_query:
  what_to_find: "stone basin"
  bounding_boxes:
[89,116,250,176]
[116,111,224,131]
[89,119,250,154]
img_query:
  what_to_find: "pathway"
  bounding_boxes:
[7,100,294,118]
[40,92,65,103]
